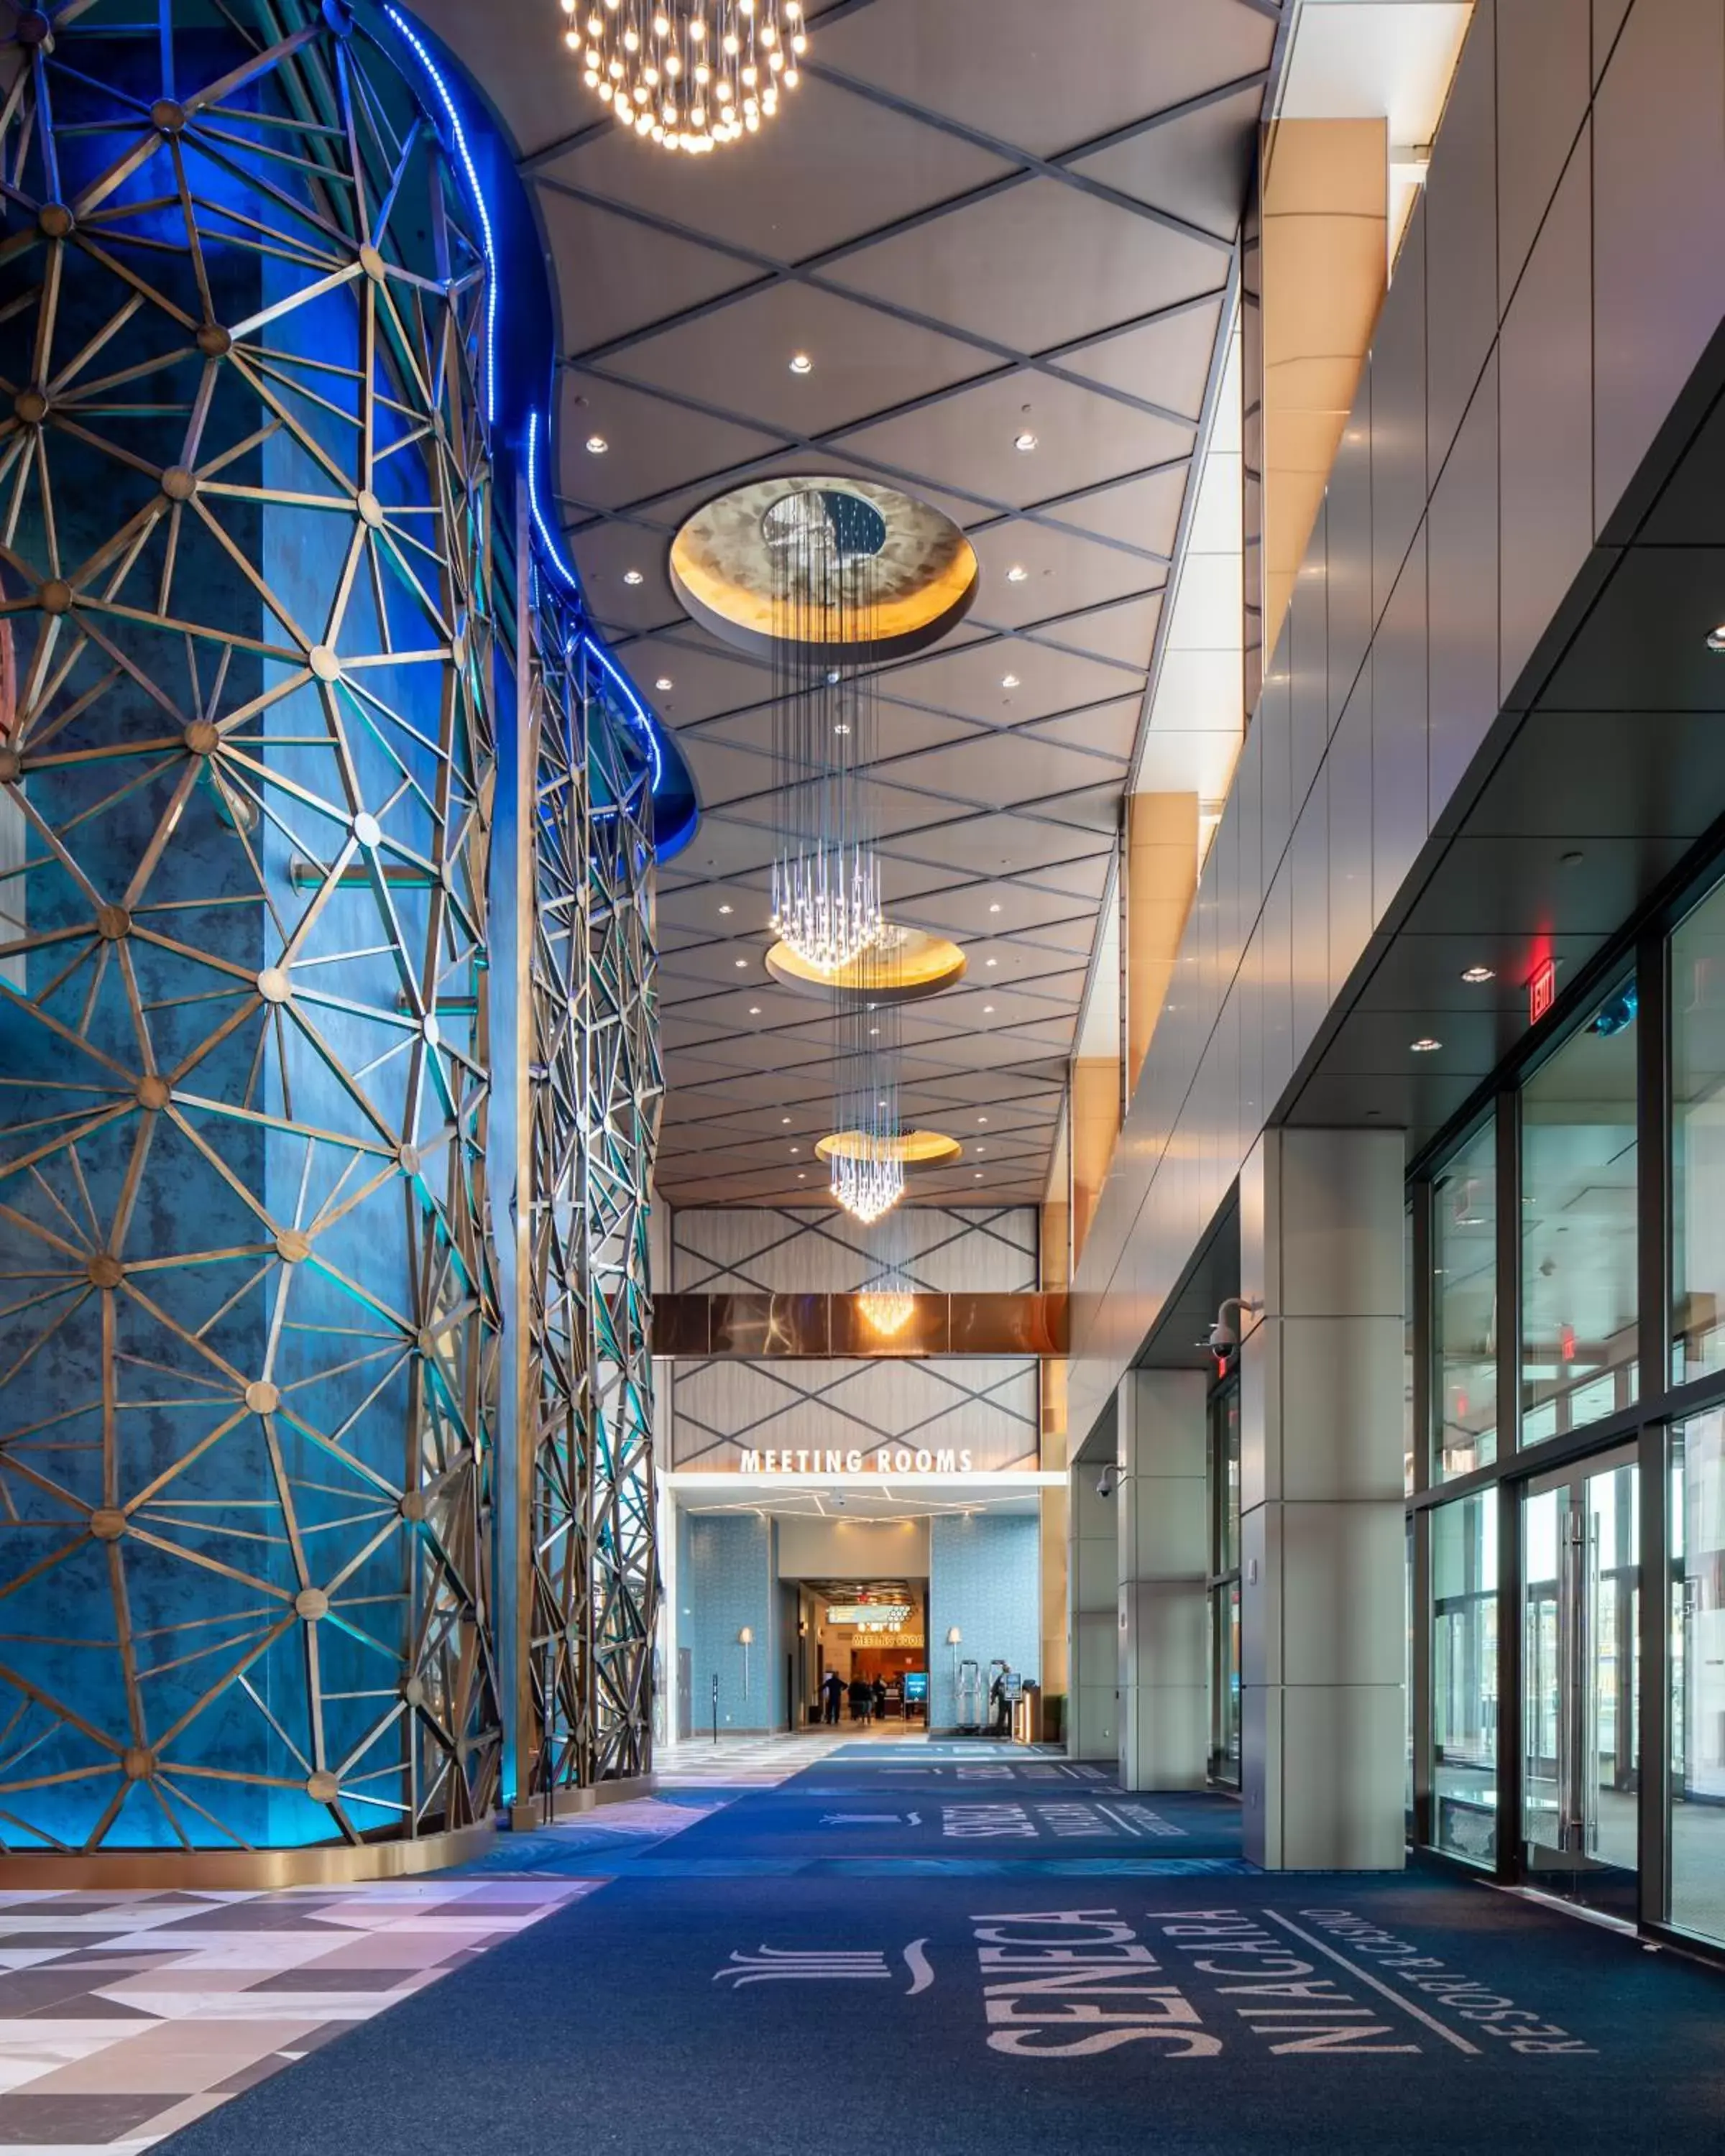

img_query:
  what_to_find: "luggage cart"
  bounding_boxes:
[955,1657,983,1734]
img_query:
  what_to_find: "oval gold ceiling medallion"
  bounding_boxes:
[669,474,978,660]
[816,1129,962,1169]
[765,925,966,1004]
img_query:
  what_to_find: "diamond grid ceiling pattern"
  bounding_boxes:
[436,0,1277,1204]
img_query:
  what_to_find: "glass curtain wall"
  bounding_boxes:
[1673,884,1725,1380]
[1207,1381,1241,1787]
[1431,1492,1498,1864]
[1520,978,1639,1445]
[1407,868,1725,1956]
[1671,1409,1725,1945]
[1432,1121,1497,1480]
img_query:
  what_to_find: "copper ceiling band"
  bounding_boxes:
[653,1291,1068,1358]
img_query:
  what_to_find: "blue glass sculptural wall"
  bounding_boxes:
[0,0,669,1859]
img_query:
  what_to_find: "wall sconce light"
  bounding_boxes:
[738,1625,754,1700]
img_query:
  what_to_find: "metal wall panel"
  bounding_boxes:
[1287,533,1330,816]
[1324,390,1374,729]
[1370,201,1430,631]
[1591,0,1725,535]
[1327,668,1374,1001]
[1068,0,1725,1447]
[1427,354,1503,821]
[1495,0,1591,313]
[1372,531,1431,920]
[1425,0,1500,482]
[1498,126,1596,704]
[1290,788,1331,1057]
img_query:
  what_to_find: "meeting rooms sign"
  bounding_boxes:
[740,1445,979,1475]
[715,1905,1596,2061]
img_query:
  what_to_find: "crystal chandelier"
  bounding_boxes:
[857,1284,916,1336]
[561,0,806,155]
[829,935,903,1225]
[832,1136,903,1227]
[768,487,886,975]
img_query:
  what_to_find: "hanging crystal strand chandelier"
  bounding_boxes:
[857,1199,916,1335]
[561,0,806,155]
[768,488,885,975]
[829,934,904,1225]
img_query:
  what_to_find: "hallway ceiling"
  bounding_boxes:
[664,1475,1046,1521]
[422,0,1279,1205]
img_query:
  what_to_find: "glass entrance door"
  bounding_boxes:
[1522,1449,1640,1918]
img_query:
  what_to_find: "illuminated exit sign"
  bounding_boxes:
[1528,957,1556,1026]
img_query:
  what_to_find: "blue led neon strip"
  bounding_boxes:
[386,11,682,829]
[526,408,662,788]
[382,6,497,423]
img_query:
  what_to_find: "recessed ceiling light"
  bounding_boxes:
[656,676,673,691]
[978,1116,988,1124]
[623,569,643,585]
[983,1004,995,1014]
[1006,565,1028,584]
[869,1026,878,1035]
[585,434,608,455]
[798,1171,806,1179]
[718,903,732,915]
[1411,1036,1442,1053]
[975,1170,984,1178]
[790,1146,799,1154]
[1460,965,1495,984]
[734,957,748,969]
[1000,673,1019,689]
[985,957,997,967]
[976,1147,986,1154]
[748,1005,761,1015]
[1013,431,1037,453]
[834,722,850,735]
[988,902,1000,913]
[1708,624,1725,652]
[788,352,813,374]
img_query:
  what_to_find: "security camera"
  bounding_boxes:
[1095,1466,1117,1499]
[1205,1296,1263,1371]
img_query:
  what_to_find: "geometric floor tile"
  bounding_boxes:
[0,1881,593,2153]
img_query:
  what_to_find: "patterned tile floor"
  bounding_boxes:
[652,1725,929,1784]
[0,1877,596,2153]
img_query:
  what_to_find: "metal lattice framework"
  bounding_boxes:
[0,0,663,1861]
[518,561,660,1807]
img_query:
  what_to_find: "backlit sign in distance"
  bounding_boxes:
[826,1603,914,1628]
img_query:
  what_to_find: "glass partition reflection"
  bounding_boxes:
[1671,1409,1725,1948]
[1432,1120,1497,1480]
[1673,883,1725,1381]
[1431,1491,1498,1865]
[1521,981,1639,1445]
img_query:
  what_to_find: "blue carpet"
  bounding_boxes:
[155,1862,1725,2154]
[640,1784,1243,1861]
[782,1755,1133,1797]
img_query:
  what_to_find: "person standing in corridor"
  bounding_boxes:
[822,1669,842,1726]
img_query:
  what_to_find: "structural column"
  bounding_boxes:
[1067,1455,1118,1764]
[1116,1369,1208,1791]
[1238,1129,1406,1866]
